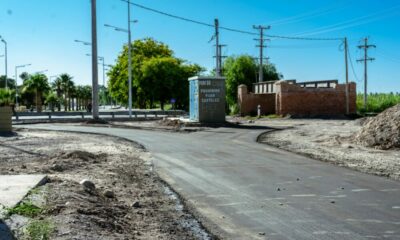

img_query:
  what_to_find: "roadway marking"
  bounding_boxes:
[290,194,316,197]
[346,219,384,223]
[392,206,400,209]
[321,194,347,198]
[351,189,370,192]
[312,231,327,235]
[381,188,399,192]
[308,176,322,179]
[216,202,247,207]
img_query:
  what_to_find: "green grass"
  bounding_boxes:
[7,201,42,218]
[25,219,54,240]
[357,93,400,114]
[244,114,282,120]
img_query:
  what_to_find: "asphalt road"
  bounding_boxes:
[22,124,400,240]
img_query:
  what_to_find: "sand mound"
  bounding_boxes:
[354,104,400,149]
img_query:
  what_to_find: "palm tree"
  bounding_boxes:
[83,85,92,111]
[59,74,74,111]
[52,77,63,111]
[22,74,50,113]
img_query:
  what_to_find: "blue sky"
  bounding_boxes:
[0,0,399,93]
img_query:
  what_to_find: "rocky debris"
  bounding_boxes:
[80,179,96,192]
[103,190,115,198]
[131,201,141,208]
[353,104,400,149]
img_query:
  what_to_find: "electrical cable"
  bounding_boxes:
[127,1,343,41]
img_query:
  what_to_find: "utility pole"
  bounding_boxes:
[91,0,99,119]
[253,25,270,83]
[357,37,376,112]
[344,37,349,115]
[218,44,227,73]
[127,0,133,118]
[214,44,227,75]
[214,19,221,77]
[0,36,7,89]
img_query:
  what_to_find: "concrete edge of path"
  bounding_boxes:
[0,174,48,210]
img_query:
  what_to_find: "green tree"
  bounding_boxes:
[58,74,74,111]
[108,38,174,108]
[222,55,282,107]
[22,73,50,112]
[45,92,60,112]
[0,76,16,89]
[0,88,14,107]
[52,77,63,111]
[108,38,203,109]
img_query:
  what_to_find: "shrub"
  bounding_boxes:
[0,88,14,107]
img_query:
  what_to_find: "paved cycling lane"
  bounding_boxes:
[22,124,400,240]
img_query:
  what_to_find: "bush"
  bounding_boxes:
[0,88,14,107]
[229,104,240,115]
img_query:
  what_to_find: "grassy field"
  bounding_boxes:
[357,93,400,113]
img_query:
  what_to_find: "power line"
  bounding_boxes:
[347,47,361,83]
[292,4,400,37]
[268,4,346,27]
[125,1,214,27]
[127,1,342,41]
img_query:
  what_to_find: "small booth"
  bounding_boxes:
[189,76,226,123]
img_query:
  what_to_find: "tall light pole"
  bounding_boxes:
[104,19,137,118]
[87,54,106,109]
[127,0,133,118]
[0,36,8,89]
[15,64,31,107]
[86,54,105,87]
[91,0,99,119]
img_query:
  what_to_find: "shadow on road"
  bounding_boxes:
[0,220,15,240]
[0,132,18,138]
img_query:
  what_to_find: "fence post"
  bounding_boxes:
[81,112,84,119]
[48,112,51,120]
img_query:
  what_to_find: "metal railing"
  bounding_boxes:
[13,110,186,121]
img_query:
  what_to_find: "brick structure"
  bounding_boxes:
[238,85,275,115]
[238,80,357,116]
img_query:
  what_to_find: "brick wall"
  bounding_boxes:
[275,81,357,116]
[238,85,275,116]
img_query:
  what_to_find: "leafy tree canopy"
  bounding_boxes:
[0,75,16,89]
[108,38,203,109]
[222,55,283,106]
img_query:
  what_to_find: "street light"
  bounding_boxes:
[0,36,8,89]
[15,64,31,107]
[104,16,138,118]
[34,70,48,74]
[90,0,99,119]
[74,39,92,46]
[86,54,105,87]
[87,54,106,109]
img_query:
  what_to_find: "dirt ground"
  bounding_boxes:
[255,118,400,181]
[0,129,211,239]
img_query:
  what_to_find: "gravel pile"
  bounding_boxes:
[354,104,400,149]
